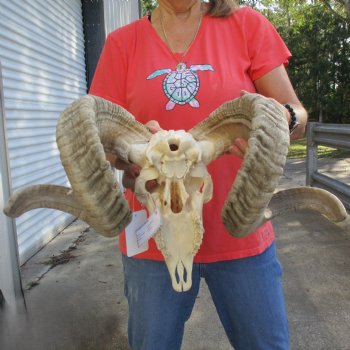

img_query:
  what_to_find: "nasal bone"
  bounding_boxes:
[171,261,192,292]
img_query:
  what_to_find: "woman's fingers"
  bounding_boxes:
[145,120,162,133]
[115,161,157,192]
[228,138,248,159]
[241,90,290,123]
[122,173,158,192]
[107,150,158,192]
[119,164,139,191]
[116,161,140,176]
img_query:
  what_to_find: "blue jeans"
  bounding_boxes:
[122,242,289,350]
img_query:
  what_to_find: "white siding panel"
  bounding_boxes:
[104,0,140,35]
[0,0,87,264]
[103,0,140,187]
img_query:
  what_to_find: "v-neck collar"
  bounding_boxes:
[141,14,207,64]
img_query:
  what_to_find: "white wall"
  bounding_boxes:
[0,63,22,304]
[0,0,87,264]
[104,0,140,35]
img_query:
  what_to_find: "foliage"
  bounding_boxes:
[288,138,350,158]
[241,0,350,123]
[140,0,156,15]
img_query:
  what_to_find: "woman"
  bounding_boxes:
[89,0,308,349]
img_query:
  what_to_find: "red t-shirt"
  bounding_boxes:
[89,6,291,263]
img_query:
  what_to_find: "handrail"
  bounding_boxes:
[306,122,350,209]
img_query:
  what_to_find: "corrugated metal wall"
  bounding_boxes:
[104,0,140,35]
[0,0,87,264]
[0,63,23,302]
[103,0,140,186]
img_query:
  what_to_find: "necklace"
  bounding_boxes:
[159,5,203,68]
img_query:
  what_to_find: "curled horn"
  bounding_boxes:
[4,95,152,237]
[190,93,346,237]
[4,94,346,239]
[266,187,347,222]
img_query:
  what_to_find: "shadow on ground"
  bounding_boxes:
[1,158,350,350]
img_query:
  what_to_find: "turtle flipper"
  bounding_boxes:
[189,64,214,72]
[166,100,176,110]
[189,99,200,108]
[147,69,172,80]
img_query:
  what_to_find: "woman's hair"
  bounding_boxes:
[206,0,239,17]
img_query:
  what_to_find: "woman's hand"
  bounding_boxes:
[240,88,291,124]
[227,138,248,159]
[142,120,162,190]
[105,153,139,191]
[224,90,250,159]
[226,88,293,159]
[106,120,162,192]
[145,120,162,133]
[116,160,142,191]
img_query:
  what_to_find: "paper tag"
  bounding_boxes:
[135,207,162,247]
[125,210,148,257]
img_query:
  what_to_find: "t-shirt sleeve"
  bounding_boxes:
[243,7,292,81]
[89,33,127,107]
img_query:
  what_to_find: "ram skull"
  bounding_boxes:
[4,94,347,292]
[134,129,213,291]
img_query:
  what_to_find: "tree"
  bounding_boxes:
[140,0,156,15]
[242,1,350,123]
[321,0,350,22]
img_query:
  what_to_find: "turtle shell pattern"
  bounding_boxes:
[163,69,199,105]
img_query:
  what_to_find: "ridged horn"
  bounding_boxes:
[265,187,347,222]
[5,95,152,237]
[190,93,290,237]
[4,185,84,219]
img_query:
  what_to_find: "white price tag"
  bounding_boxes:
[135,207,162,247]
[125,210,148,257]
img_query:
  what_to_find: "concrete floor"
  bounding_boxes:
[1,158,350,350]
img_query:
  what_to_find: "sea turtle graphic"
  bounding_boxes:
[147,63,214,110]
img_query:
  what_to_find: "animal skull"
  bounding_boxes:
[135,130,213,291]
[4,94,347,292]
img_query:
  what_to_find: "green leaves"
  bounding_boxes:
[140,0,157,15]
[241,1,350,123]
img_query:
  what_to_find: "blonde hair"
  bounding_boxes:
[206,0,238,17]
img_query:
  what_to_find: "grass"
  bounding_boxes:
[288,138,350,159]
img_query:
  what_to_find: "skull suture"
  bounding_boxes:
[3,95,347,293]
[135,130,213,292]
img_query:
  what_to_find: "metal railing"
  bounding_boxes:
[306,122,350,209]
